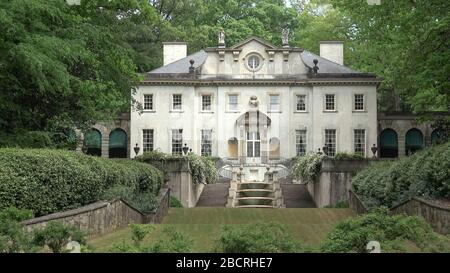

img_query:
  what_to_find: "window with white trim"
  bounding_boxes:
[171,129,183,155]
[295,130,307,156]
[201,129,212,156]
[354,94,364,111]
[143,94,153,110]
[201,94,212,111]
[354,129,366,156]
[325,94,335,111]
[143,129,154,152]
[172,94,182,110]
[247,55,261,71]
[269,95,280,111]
[325,129,336,156]
[296,95,306,111]
[228,94,238,111]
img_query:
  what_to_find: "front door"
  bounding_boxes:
[246,131,260,164]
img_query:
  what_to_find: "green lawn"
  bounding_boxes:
[88,208,355,252]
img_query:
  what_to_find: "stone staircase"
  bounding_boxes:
[196,181,230,207]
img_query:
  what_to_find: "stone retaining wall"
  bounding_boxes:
[22,187,170,238]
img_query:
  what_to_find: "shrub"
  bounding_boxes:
[0,148,164,216]
[0,207,36,253]
[333,152,364,160]
[136,151,218,184]
[109,225,193,253]
[33,222,86,253]
[130,224,155,246]
[102,185,158,213]
[320,207,450,253]
[352,142,450,208]
[214,223,304,253]
[144,226,193,253]
[169,197,183,208]
[291,152,326,184]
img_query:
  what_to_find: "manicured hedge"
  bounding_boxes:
[352,142,450,208]
[0,148,164,216]
[136,151,218,185]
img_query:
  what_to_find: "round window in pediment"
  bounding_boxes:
[246,54,262,72]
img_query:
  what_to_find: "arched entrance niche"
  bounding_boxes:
[109,128,127,158]
[84,128,102,157]
[379,129,398,158]
[405,128,423,155]
[236,109,271,164]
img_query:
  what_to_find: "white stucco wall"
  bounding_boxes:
[131,38,378,159]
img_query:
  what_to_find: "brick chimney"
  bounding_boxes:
[319,41,344,65]
[163,42,187,66]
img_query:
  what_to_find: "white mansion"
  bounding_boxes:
[129,33,381,162]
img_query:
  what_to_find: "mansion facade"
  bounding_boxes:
[129,35,380,162]
[84,34,446,161]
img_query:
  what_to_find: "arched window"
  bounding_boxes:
[109,129,127,158]
[431,129,445,145]
[379,129,398,158]
[405,128,423,155]
[84,129,102,157]
[228,137,238,158]
[269,137,280,159]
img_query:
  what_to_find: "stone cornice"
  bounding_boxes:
[140,78,382,87]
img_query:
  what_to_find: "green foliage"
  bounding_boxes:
[33,222,86,253]
[320,207,450,253]
[291,152,326,184]
[130,224,155,247]
[109,225,193,253]
[329,0,450,113]
[144,226,193,253]
[169,197,183,208]
[136,151,218,185]
[0,130,78,150]
[0,0,140,132]
[0,207,36,253]
[102,185,158,213]
[214,223,304,253]
[352,142,450,208]
[325,200,349,209]
[0,148,164,216]
[333,152,364,160]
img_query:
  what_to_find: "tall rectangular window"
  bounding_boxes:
[325,94,335,111]
[269,95,280,111]
[202,95,212,111]
[228,94,238,111]
[201,129,212,156]
[171,129,183,155]
[172,94,182,110]
[354,129,366,156]
[296,95,306,111]
[143,129,154,152]
[295,130,307,156]
[354,94,364,111]
[325,129,336,156]
[143,94,153,110]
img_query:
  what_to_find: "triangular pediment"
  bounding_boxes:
[229,36,278,50]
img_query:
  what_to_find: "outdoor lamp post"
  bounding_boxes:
[322,144,329,156]
[134,143,140,156]
[182,143,189,156]
[371,144,378,158]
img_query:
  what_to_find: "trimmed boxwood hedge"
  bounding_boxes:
[136,151,218,185]
[352,142,450,209]
[0,148,164,216]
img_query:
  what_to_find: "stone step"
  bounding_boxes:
[196,182,230,207]
[281,184,316,208]
[234,205,275,208]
